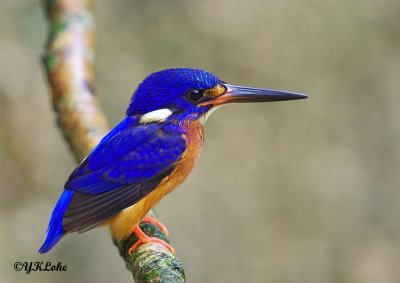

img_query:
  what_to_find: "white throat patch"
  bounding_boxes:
[139,108,173,124]
[199,106,221,125]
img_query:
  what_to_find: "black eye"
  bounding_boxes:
[187,89,204,102]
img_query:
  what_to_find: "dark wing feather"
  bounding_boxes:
[62,178,167,233]
[62,117,186,233]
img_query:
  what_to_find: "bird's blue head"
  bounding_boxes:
[126,68,307,124]
[126,68,221,121]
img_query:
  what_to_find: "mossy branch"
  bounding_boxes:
[42,0,185,282]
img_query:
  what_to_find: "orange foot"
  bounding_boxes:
[128,227,176,256]
[141,216,169,237]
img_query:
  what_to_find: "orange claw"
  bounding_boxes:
[128,227,176,256]
[141,216,170,237]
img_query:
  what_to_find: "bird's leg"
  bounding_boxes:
[128,226,176,256]
[141,216,169,237]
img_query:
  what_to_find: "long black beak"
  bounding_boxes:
[199,84,308,107]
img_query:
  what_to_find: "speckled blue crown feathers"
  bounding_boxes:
[126,68,221,116]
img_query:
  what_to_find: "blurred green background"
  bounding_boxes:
[1,0,400,282]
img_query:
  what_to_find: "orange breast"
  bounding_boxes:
[108,120,204,240]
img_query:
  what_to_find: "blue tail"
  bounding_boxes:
[39,190,74,253]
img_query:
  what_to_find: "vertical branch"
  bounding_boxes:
[42,1,185,282]
[43,0,108,160]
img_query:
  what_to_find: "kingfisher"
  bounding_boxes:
[39,68,307,254]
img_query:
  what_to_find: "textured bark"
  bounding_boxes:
[43,0,108,161]
[42,1,185,282]
[115,210,185,283]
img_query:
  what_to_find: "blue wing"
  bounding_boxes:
[64,117,187,231]
[39,117,186,253]
[65,117,185,194]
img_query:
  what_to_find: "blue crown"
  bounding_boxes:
[126,68,221,116]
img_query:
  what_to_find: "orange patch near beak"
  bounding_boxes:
[199,84,308,107]
[204,84,227,99]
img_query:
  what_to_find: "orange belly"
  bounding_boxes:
[108,120,204,240]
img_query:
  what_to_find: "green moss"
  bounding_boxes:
[114,221,185,282]
[134,249,185,283]
[44,50,58,70]
[48,16,67,45]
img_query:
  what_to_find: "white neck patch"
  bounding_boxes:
[199,106,221,125]
[139,108,173,124]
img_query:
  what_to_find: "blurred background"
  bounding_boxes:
[1,0,399,282]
